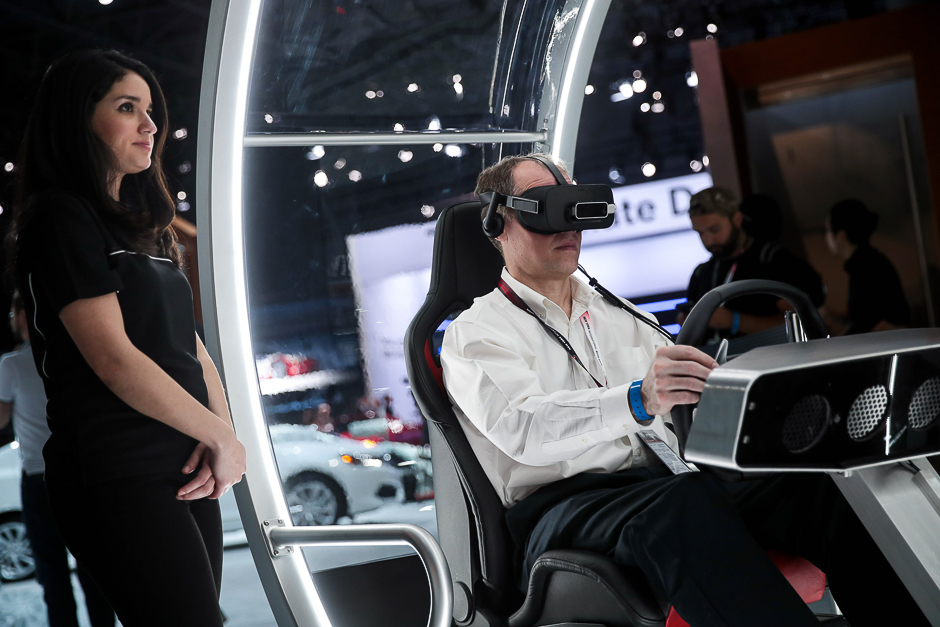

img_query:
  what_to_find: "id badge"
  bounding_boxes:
[637,429,697,474]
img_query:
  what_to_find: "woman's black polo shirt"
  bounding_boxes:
[17,190,207,485]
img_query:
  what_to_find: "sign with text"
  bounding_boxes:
[582,172,713,247]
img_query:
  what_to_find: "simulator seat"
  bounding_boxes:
[404,201,828,627]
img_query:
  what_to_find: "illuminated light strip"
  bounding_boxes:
[886,354,899,455]
[635,298,687,314]
[550,0,613,166]
[200,0,333,625]
[244,130,548,147]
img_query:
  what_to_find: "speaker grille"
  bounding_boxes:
[909,377,940,430]
[847,386,888,441]
[781,395,830,453]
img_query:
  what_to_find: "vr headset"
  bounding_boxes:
[480,155,616,237]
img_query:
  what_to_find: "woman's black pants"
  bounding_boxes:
[44,469,224,627]
[514,466,930,627]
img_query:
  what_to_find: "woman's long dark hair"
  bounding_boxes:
[12,49,181,269]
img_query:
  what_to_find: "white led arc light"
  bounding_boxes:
[548,0,612,166]
[199,1,614,625]
[199,0,332,625]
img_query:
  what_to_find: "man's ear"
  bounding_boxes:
[731,211,744,229]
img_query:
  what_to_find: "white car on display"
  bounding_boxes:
[269,423,405,526]
[0,442,32,582]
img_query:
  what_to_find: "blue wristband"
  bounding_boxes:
[629,380,654,424]
[730,311,740,335]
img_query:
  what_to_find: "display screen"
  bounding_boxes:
[573,201,610,219]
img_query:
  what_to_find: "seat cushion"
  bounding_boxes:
[509,549,668,627]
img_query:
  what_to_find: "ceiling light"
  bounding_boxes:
[674,27,684,37]
[652,91,661,100]
[452,74,462,83]
[633,78,647,93]
[427,116,441,131]
[393,123,405,132]
[314,171,329,187]
[420,205,435,218]
[264,114,274,124]
[703,155,710,166]
[334,158,346,170]
[640,102,651,112]
[348,170,362,182]
[651,102,665,113]
[177,191,187,200]
[432,143,443,152]
[365,90,376,99]
[707,23,718,33]
[642,162,656,177]
[584,85,595,95]
[376,90,384,98]
[633,70,643,79]
[407,83,419,93]
[632,32,646,46]
[444,144,463,158]
[690,160,703,172]
[398,150,413,163]
[453,83,463,95]
[3,163,13,172]
[686,71,699,87]
[173,128,188,139]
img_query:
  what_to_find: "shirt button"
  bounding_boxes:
[581,438,588,443]
[539,313,546,320]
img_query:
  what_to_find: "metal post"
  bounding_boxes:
[899,113,936,327]
[266,522,454,627]
[784,310,807,343]
[831,461,940,623]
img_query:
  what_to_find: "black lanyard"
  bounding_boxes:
[498,278,605,389]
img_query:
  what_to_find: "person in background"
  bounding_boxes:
[0,292,115,627]
[680,187,825,338]
[825,199,911,335]
[11,49,245,625]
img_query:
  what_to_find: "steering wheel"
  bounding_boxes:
[672,280,828,458]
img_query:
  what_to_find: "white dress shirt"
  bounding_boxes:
[441,268,679,507]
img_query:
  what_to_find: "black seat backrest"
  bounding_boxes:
[403,201,518,615]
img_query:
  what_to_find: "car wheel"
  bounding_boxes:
[285,473,346,526]
[0,514,35,582]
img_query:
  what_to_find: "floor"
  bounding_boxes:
[0,545,275,627]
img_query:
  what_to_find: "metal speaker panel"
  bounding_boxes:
[781,395,830,453]
[847,386,889,441]
[909,377,940,430]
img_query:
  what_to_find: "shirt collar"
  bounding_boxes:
[500,267,598,320]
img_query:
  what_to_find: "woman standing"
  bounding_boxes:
[11,49,246,626]
[825,199,911,335]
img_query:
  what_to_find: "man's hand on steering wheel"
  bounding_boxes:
[640,345,719,416]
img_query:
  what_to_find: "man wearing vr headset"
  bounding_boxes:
[440,153,927,626]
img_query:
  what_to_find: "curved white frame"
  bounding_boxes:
[196,0,610,624]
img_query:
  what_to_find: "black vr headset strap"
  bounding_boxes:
[480,155,567,238]
[524,154,569,186]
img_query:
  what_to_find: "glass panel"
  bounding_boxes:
[243,142,523,571]
[247,0,566,133]
[744,77,938,328]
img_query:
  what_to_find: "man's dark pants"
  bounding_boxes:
[21,472,114,627]
[508,466,929,627]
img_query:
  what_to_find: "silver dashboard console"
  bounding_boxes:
[685,329,940,472]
